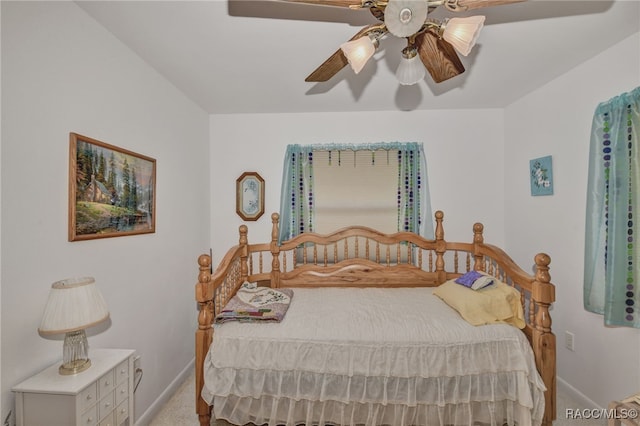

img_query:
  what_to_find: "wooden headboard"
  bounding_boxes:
[195,210,556,426]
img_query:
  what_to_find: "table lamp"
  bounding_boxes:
[38,277,110,375]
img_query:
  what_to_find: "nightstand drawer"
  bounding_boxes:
[98,370,116,398]
[115,381,128,406]
[79,383,98,412]
[115,359,129,384]
[98,391,115,420]
[115,398,129,425]
[80,405,98,426]
[98,410,114,426]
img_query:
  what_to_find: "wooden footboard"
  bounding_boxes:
[471,233,556,426]
[195,211,556,426]
[195,226,249,426]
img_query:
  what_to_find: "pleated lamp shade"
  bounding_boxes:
[39,277,109,334]
[442,16,486,57]
[340,37,376,75]
[39,277,109,375]
[396,47,425,86]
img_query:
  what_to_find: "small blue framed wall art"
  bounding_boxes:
[530,155,554,196]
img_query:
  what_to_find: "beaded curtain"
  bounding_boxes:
[278,143,433,244]
[584,86,640,328]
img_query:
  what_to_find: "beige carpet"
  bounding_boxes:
[149,371,607,426]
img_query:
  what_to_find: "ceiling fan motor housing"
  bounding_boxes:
[384,0,429,38]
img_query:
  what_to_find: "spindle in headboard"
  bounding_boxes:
[239,225,249,282]
[472,222,485,271]
[434,210,447,284]
[270,213,281,288]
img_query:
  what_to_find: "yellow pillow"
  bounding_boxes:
[433,279,525,329]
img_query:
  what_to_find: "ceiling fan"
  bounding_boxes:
[281,0,526,85]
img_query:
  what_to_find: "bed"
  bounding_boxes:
[195,211,556,426]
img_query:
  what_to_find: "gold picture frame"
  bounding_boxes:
[69,133,156,241]
[236,172,265,221]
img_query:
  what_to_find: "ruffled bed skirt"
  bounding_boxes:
[205,366,544,426]
[212,393,541,426]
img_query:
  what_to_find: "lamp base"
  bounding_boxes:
[59,358,91,375]
[59,329,91,375]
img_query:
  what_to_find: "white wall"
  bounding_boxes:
[0,1,3,418]
[505,32,640,407]
[1,2,210,423]
[209,110,506,266]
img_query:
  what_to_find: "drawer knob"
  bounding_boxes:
[87,418,93,423]
[86,394,92,401]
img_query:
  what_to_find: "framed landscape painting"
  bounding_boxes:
[69,133,156,241]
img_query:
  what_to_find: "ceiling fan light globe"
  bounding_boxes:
[340,36,376,74]
[442,16,485,56]
[396,54,425,85]
[384,0,428,38]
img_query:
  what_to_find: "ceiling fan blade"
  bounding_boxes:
[415,31,465,83]
[280,0,365,8]
[305,24,384,82]
[305,49,349,82]
[450,0,526,11]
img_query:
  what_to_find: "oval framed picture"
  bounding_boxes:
[236,172,265,221]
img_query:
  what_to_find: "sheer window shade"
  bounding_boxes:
[584,86,640,328]
[278,143,432,243]
[314,150,397,234]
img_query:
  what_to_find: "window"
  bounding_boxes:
[278,143,432,243]
[313,149,398,234]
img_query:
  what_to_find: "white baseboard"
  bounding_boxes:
[135,357,195,426]
[557,375,603,410]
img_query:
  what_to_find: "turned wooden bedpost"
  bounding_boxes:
[472,222,485,271]
[532,253,556,426]
[270,213,282,288]
[195,254,213,426]
[433,211,447,284]
[239,225,249,282]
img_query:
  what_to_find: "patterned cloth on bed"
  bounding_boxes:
[214,282,293,324]
[203,287,546,426]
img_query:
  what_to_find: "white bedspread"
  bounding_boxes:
[203,287,546,426]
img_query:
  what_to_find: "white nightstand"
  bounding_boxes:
[12,349,135,426]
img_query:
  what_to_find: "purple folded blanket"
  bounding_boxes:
[455,270,495,290]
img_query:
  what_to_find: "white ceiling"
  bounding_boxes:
[76,0,640,115]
